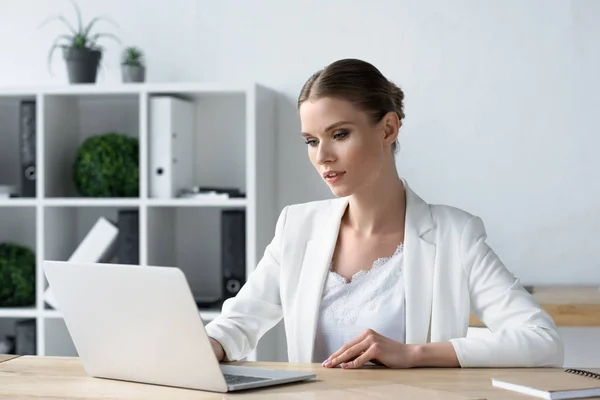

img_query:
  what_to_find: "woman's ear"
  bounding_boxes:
[381,111,400,146]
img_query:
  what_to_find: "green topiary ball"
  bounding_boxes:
[73,132,139,197]
[0,242,36,307]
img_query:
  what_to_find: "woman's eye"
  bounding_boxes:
[305,139,318,147]
[334,130,349,139]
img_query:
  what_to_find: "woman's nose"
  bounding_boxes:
[316,143,335,165]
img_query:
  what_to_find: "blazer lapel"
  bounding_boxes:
[294,197,348,362]
[402,180,437,344]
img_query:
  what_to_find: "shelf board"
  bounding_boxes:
[0,199,38,207]
[0,82,254,96]
[43,310,61,319]
[39,198,246,207]
[43,198,141,207]
[147,198,247,207]
[0,307,38,318]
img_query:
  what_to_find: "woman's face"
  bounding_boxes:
[299,97,397,198]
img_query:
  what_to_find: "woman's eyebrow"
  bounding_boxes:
[301,120,355,137]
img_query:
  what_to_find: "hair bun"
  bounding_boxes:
[389,81,405,121]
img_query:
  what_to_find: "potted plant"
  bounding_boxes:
[121,46,146,83]
[72,132,139,197]
[0,242,36,307]
[39,0,121,84]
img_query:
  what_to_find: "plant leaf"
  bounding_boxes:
[68,0,84,34]
[121,46,144,66]
[46,36,71,76]
[84,15,120,38]
[37,14,77,35]
[72,34,87,49]
[88,32,122,48]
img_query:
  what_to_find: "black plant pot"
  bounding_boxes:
[62,47,102,84]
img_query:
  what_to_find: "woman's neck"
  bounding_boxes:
[344,163,406,236]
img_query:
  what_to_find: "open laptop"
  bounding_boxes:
[42,260,316,393]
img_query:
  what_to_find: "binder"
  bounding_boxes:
[18,100,36,197]
[149,96,195,198]
[116,209,139,265]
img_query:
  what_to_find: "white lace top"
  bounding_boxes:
[312,244,406,363]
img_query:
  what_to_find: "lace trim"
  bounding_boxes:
[320,243,405,325]
[329,242,404,284]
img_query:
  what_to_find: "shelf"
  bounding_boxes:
[0,308,37,318]
[45,318,77,357]
[0,82,278,360]
[0,198,246,207]
[0,207,37,311]
[44,198,141,207]
[0,95,37,199]
[146,92,246,199]
[147,207,246,302]
[0,82,254,96]
[44,93,140,198]
[146,198,247,207]
[43,205,138,264]
[0,317,36,356]
[0,199,38,207]
[43,310,61,319]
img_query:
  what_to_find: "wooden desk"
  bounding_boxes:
[0,354,19,364]
[470,286,600,327]
[0,355,598,399]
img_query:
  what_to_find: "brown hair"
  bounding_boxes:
[298,58,405,152]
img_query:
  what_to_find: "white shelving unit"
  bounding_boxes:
[0,82,279,361]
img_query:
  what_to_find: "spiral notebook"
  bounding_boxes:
[492,368,600,399]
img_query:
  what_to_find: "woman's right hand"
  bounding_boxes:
[210,338,225,362]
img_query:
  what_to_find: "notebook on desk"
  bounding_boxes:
[492,368,600,399]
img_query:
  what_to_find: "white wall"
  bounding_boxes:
[1,0,598,287]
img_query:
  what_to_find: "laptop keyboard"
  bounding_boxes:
[223,373,272,386]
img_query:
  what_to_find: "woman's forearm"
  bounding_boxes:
[209,338,225,362]
[411,342,460,368]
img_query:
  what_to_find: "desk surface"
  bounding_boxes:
[0,354,19,364]
[1,355,599,399]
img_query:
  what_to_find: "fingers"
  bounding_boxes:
[325,340,370,368]
[342,346,379,369]
[325,329,376,363]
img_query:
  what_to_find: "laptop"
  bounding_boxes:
[42,260,316,393]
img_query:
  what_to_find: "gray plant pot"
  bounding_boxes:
[62,48,102,84]
[121,65,146,83]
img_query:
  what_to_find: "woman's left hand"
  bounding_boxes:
[322,329,419,369]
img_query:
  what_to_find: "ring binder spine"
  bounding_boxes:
[565,369,600,380]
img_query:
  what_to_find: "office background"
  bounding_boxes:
[0,0,598,365]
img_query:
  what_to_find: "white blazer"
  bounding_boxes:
[205,179,564,368]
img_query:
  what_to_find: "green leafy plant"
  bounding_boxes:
[122,46,145,67]
[0,243,36,307]
[39,0,121,72]
[73,133,139,197]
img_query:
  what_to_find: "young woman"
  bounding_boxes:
[205,59,563,369]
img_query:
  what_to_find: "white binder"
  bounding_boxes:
[149,96,195,198]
